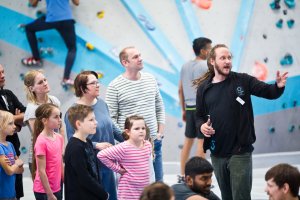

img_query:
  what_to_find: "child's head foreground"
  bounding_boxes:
[0,110,15,137]
[140,182,174,200]
[67,104,97,134]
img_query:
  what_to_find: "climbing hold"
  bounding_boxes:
[192,0,212,9]
[39,47,53,57]
[276,19,283,28]
[37,37,44,43]
[284,0,295,8]
[86,42,94,51]
[270,0,281,10]
[178,144,183,149]
[97,11,105,19]
[97,72,104,79]
[263,34,267,39]
[264,57,268,63]
[293,100,297,107]
[19,73,25,81]
[287,19,295,28]
[269,127,275,133]
[252,61,268,81]
[283,9,288,15]
[177,122,183,128]
[138,14,147,22]
[21,146,27,154]
[36,10,45,18]
[17,24,26,32]
[282,102,287,108]
[288,125,295,133]
[145,21,156,31]
[280,53,293,66]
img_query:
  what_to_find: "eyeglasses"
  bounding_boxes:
[86,81,100,86]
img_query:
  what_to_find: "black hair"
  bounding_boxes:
[185,156,214,178]
[193,37,212,56]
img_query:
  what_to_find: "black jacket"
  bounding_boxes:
[0,89,26,156]
[196,72,284,156]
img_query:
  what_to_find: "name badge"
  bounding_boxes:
[236,97,245,105]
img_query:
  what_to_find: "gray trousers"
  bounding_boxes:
[211,152,252,200]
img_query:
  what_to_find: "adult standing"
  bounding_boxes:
[178,37,212,182]
[64,71,123,200]
[106,46,166,181]
[23,70,62,175]
[22,0,79,85]
[0,64,26,200]
[194,44,288,200]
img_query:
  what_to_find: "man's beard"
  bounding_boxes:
[215,63,231,76]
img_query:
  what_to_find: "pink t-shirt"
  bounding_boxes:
[33,133,63,193]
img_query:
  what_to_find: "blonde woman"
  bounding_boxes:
[23,70,63,174]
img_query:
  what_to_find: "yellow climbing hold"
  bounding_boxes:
[97,72,104,79]
[97,11,105,19]
[86,42,94,51]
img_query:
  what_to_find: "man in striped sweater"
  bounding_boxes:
[105,46,165,181]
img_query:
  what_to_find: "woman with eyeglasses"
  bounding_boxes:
[64,70,123,200]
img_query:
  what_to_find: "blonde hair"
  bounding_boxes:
[0,110,14,132]
[23,69,47,104]
[119,46,135,65]
[193,44,228,88]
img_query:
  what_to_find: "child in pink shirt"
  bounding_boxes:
[98,115,152,200]
[32,103,64,200]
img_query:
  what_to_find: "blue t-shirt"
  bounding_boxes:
[45,0,73,22]
[0,142,17,198]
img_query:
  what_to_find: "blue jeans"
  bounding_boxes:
[153,139,163,181]
[100,166,117,200]
[211,152,252,200]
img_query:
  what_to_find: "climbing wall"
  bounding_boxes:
[0,0,299,163]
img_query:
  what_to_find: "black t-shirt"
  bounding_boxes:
[204,79,238,157]
[64,137,108,200]
[172,183,220,200]
[0,89,26,156]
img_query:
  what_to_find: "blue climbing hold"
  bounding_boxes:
[145,21,156,31]
[284,0,295,8]
[270,0,281,10]
[19,73,25,81]
[269,127,275,133]
[276,19,283,28]
[21,146,27,154]
[177,122,183,128]
[280,53,293,66]
[288,125,295,133]
[287,19,295,28]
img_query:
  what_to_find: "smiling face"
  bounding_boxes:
[265,178,287,200]
[126,119,146,143]
[187,172,213,195]
[211,47,232,77]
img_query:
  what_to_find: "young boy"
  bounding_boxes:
[64,104,108,200]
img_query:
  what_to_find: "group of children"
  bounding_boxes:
[0,102,157,200]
